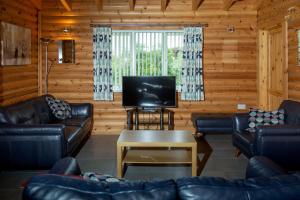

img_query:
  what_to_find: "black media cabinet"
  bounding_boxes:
[126,108,174,130]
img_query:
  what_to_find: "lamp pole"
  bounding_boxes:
[40,38,53,94]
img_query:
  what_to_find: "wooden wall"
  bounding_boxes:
[0,0,39,106]
[258,0,300,101]
[42,0,258,134]
[288,26,300,100]
[258,0,299,29]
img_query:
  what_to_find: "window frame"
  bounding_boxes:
[112,30,183,92]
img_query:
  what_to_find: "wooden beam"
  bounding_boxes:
[60,0,72,11]
[223,0,238,11]
[282,21,288,101]
[29,0,42,10]
[95,0,103,11]
[161,0,170,12]
[257,30,269,110]
[192,0,204,11]
[129,0,135,11]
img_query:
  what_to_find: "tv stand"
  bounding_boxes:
[126,108,174,130]
[141,107,157,112]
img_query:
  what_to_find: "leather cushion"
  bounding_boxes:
[63,117,91,128]
[177,174,300,200]
[191,113,233,134]
[23,174,110,200]
[31,95,54,124]
[279,100,300,125]
[71,103,93,118]
[3,102,40,125]
[109,180,177,200]
[246,156,287,179]
[23,175,177,200]
[177,176,246,200]
[245,174,300,200]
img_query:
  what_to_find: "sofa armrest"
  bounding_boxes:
[0,124,66,136]
[255,125,300,136]
[232,113,249,133]
[48,157,81,175]
[0,124,67,169]
[246,156,287,179]
[253,125,300,170]
[23,174,107,200]
[70,103,93,118]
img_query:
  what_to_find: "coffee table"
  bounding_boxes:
[116,130,197,178]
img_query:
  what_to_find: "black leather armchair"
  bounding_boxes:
[0,95,93,169]
[232,100,300,171]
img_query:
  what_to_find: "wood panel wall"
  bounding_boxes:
[258,0,300,102]
[258,0,299,29]
[0,0,39,106]
[288,26,300,100]
[42,0,258,134]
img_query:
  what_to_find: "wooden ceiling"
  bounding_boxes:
[58,0,262,12]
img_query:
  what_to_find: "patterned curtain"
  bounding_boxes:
[93,27,113,100]
[181,27,204,101]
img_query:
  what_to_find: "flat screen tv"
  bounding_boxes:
[122,76,176,108]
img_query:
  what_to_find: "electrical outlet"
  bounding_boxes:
[237,104,246,110]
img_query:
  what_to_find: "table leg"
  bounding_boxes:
[117,145,123,178]
[191,144,197,176]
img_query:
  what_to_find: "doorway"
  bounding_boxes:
[258,24,288,110]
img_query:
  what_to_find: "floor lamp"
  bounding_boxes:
[40,38,53,94]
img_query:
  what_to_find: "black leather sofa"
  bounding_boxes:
[0,95,93,169]
[22,156,300,200]
[232,100,300,171]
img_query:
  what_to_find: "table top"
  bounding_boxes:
[117,130,196,147]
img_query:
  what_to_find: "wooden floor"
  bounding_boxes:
[0,133,247,200]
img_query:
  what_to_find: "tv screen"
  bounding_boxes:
[122,76,176,108]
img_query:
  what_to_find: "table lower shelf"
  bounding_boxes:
[123,149,192,164]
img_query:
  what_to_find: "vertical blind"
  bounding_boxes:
[112,30,183,91]
[136,32,162,76]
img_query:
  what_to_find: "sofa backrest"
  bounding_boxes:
[0,95,55,125]
[177,174,300,200]
[31,95,56,123]
[0,101,40,125]
[279,100,300,125]
[23,175,177,200]
[23,173,300,200]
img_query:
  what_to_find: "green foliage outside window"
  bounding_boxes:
[112,31,183,91]
[167,48,182,87]
[136,43,162,76]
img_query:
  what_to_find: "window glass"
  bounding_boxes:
[135,32,163,76]
[112,30,183,91]
[166,32,183,88]
[112,32,132,90]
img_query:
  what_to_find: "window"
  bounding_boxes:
[298,30,300,66]
[112,30,183,91]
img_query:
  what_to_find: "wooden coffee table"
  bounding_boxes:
[116,130,197,178]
